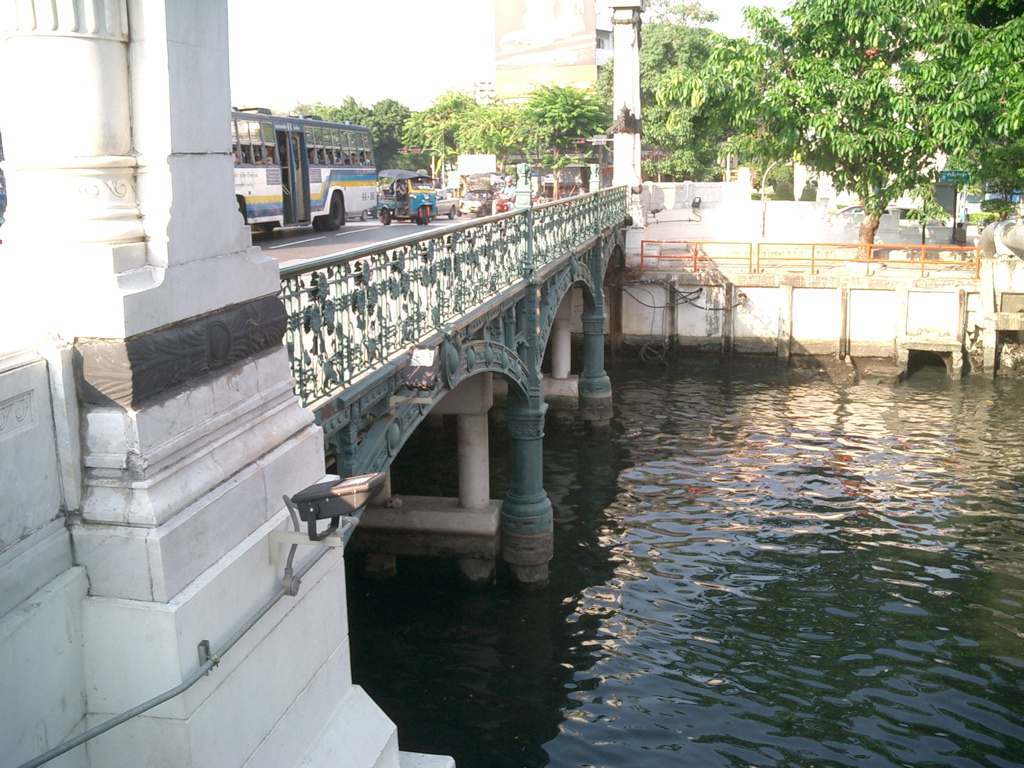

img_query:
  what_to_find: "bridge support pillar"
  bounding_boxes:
[580,305,614,426]
[552,314,572,380]
[457,412,497,582]
[501,399,553,587]
[544,292,581,417]
[458,413,490,509]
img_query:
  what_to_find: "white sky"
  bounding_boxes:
[226,1,785,113]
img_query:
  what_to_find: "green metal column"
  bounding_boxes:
[502,170,553,585]
[501,396,553,587]
[579,301,614,425]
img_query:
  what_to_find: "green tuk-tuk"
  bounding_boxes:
[377,169,437,225]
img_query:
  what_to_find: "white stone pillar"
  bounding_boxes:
[552,317,571,379]
[0,3,403,767]
[610,1,645,227]
[458,413,490,510]
[544,292,579,414]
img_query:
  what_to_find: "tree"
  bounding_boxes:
[404,91,478,180]
[364,99,411,171]
[295,96,371,127]
[295,97,411,172]
[640,10,728,181]
[523,85,606,198]
[610,1,733,182]
[663,0,1024,244]
[976,140,1024,220]
[456,101,536,170]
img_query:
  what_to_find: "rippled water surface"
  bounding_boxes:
[346,361,1024,767]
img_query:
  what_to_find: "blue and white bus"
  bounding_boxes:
[231,108,376,231]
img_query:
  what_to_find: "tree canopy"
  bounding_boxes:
[638,9,726,181]
[296,97,411,170]
[402,91,478,178]
[523,85,607,197]
[663,0,1024,242]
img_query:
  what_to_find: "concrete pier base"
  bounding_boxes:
[543,373,580,422]
[351,497,500,584]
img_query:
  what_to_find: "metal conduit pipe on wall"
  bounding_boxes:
[17,546,334,768]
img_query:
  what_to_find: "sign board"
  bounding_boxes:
[935,183,957,215]
[939,170,970,183]
[494,0,598,100]
[457,154,497,176]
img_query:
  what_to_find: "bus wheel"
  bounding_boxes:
[237,196,248,224]
[380,208,392,225]
[324,194,344,230]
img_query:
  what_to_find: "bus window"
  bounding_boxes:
[258,122,275,164]
[230,121,241,164]
[239,120,260,164]
[329,129,342,164]
[304,127,315,162]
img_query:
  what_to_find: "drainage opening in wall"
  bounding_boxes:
[905,350,949,378]
[997,331,1024,376]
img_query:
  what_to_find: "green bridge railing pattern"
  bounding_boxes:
[279,185,627,408]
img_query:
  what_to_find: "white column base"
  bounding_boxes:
[81,512,399,768]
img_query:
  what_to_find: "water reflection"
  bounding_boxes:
[347,361,1024,768]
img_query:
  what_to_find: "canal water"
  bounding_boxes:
[345,358,1024,768]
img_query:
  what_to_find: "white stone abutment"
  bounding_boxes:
[609,261,1024,379]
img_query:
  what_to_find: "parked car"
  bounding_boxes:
[0,170,6,227]
[833,205,911,219]
[833,205,945,227]
[435,188,460,219]
[460,189,493,217]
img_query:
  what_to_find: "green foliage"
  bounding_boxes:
[981,198,1016,219]
[967,0,1024,27]
[978,140,1024,203]
[363,99,411,171]
[523,86,605,153]
[296,97,371,126]
[644,1,718,24]
[456,101,539,169]
[295,98,411,170]
[642,13,728,181]
[664,0,1024,242]
[403,91,478,174]
[523,85,606,196]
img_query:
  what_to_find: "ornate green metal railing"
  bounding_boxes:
[279,185,627,408]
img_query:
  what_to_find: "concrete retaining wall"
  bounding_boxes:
[614,272,983,368]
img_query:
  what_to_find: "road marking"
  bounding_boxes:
[333,227,376,237]
[267,236,325,250]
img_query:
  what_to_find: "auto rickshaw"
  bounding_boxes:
[377,169,437,225]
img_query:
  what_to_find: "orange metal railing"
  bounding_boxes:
[640,240,982,279]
